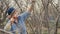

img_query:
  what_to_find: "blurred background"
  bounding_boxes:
[0,0,60,34]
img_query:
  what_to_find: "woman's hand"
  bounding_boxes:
[10,18,15,24]
[27,0,35,12]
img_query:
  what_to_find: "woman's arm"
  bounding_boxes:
[20,0,35,21]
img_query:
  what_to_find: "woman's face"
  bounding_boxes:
[13,10,18,19]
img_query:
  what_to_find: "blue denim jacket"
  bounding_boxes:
[4,11,30,34]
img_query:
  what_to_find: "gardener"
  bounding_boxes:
[4,0,35,34]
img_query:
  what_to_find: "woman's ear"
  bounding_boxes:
[7,15,11,19]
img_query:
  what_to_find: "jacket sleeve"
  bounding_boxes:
[20,11,30,21]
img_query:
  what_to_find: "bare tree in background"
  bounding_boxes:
[0,0,60,34]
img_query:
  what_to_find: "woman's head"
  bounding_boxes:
[7,7,18,19]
